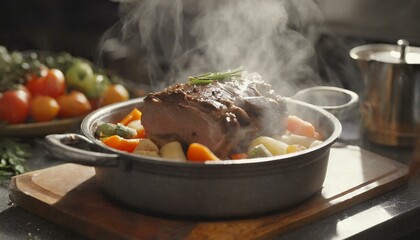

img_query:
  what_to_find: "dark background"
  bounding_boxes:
[1,0,420,94]
[0,0,119,61]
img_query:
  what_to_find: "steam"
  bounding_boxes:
[100,0,324,95]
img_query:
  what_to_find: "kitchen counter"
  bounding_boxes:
[0,131,419,240]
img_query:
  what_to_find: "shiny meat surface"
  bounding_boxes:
[140,72,287,158]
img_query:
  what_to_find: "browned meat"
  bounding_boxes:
[140,72,288,159]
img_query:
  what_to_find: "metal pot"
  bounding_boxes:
[350,39,420,146]
[45,97,341,218]
[291,86,359,121]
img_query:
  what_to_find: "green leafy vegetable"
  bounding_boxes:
[0,138,31,184]
[188,66,243,85]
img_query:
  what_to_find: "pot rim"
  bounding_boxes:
[350,42,420,64]
[81,97,342,167]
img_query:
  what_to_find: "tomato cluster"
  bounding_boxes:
[0,66,129,124]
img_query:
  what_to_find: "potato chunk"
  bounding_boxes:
[159,141,187,162]
[248,136,288,156]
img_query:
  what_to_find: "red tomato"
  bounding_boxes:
[16,85,31,98]
[29,95,60,122]
[42,69,66,98]
[25,68,48,96]
[57,91,92,118]
[25,68,66,98]
[0,90,30,124]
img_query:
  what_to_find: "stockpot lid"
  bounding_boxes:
[350,39,420,64]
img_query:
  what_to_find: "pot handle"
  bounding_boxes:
[44,134,119,167]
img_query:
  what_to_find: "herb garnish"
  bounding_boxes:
[188,66,243,85]
[0,138,30,184]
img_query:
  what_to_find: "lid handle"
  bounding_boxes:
[397,39,409,61]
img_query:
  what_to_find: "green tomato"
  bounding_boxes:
[65,61,95,91]
[83,74,110,98]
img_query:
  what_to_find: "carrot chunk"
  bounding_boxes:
[135,127,146,139]
[287,115,317,138]
[119,108,142,126]
[230,153,248,160]
[187,143,220,162]
[101,135,140,153]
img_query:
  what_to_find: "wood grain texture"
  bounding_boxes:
[9,146,409,240]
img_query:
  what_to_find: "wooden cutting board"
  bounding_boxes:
[9,146,409,240]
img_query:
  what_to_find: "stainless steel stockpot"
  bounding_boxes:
[350,39,420,146]
[45,97,341,218]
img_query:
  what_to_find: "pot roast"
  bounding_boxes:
[140,72,288,158]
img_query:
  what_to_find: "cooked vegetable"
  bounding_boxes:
[135,126,146,138]
[134,139,159,152]
[95,123,137,139]
[96,106,325,161]
[248,136,288,156]
[309,140,323,148]
[101,135,140,153]
[159,141,186,162]
[118,108,146,138]
[96,104,325,161]
[287,115,318,138]
[188,66,243,85]
[276,133,318,148]
[126,120,146,138]
[133,150,160,158]
[187,143,220,162]
[230,153,248,160]
[133,139,159,157]
[119,108,142,126]
[286,144,307,154]
[248,144,273,158]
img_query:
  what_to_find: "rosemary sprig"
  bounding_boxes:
[188,66,243,85]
